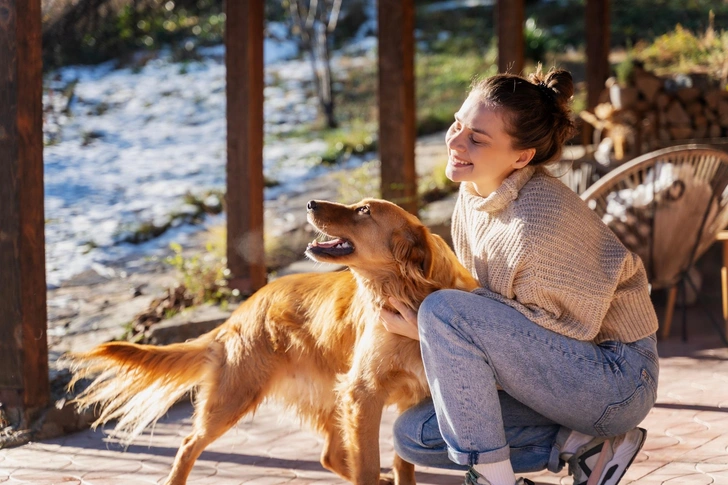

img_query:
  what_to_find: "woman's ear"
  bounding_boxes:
[513,148,536,168]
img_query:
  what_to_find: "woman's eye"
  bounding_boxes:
[470,135,488,146]
[357,205,370,215]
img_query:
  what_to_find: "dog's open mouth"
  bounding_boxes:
[306,236,355,257]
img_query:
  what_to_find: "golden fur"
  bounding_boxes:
[66,198,478,485]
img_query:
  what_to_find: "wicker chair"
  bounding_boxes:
[580,145,728,340]
[552,158,602,195]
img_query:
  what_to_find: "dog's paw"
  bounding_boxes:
[378,474,395,485]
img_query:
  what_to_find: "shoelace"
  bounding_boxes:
[464,468,486,485]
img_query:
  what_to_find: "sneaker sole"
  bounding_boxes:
[587,428,647,485]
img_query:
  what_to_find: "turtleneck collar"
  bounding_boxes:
[461,165,536,213]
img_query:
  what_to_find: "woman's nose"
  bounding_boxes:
[447,129,465,151]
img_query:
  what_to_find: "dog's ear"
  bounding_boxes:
[391,224,434,279]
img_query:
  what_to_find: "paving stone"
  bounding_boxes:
[7,468,82,483]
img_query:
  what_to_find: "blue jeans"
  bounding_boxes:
[393,289,659,473]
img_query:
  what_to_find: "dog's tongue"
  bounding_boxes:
[312,238,347,248]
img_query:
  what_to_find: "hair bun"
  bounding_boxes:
[530,67,574,107]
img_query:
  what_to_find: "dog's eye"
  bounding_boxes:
[357,205,370,215]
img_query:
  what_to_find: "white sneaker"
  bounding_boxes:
[463,468,535,485]
[567,427,647,485]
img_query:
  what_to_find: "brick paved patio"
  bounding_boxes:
[2,301,727,484]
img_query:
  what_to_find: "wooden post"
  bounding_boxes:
[496,0,525,74]
[225,0,266,294]
[378,0,418,215]
[0,0,49,412]
[585,0,610,110]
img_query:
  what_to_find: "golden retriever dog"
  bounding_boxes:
[67,198,478,485]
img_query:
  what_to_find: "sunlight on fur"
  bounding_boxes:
[65,198,478,485]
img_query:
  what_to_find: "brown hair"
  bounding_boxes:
[470,66,576,166]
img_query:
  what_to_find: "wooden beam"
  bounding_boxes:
[496,0,524,74]
[378,0,417,215]
[585,0,611,109]
[0,0,49,411]
[225,0,266,294]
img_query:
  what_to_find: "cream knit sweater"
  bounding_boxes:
[452,165,659,343]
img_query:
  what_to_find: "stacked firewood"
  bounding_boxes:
[580,63,728,164]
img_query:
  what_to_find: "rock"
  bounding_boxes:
[145,303,233,345]
[61,268,112,287]
[36,401,97,441]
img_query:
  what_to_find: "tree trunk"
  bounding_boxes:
[287,0,338,128]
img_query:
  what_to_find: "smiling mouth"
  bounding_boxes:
[450,156,472,166]
[306,236,355,257]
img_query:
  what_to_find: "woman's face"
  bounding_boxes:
[445,93,534,197]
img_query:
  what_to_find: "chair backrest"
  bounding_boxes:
[581,145,728,289]
[552,158,601,195]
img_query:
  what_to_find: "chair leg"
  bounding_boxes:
[722,267,728,324]
[662,285,678,339]
[722,239,728,339]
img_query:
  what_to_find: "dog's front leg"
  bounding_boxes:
[338,375,388,485]
[392,453,416,485]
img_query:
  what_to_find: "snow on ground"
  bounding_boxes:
[43,28,376,288]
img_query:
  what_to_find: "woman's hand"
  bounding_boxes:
[379,297,420,340]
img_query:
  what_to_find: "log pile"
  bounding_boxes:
[580,63,728,165]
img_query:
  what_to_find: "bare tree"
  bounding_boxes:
[285,0,342,129]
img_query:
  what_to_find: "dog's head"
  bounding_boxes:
[305,198,478,308]
[305,198,434,279]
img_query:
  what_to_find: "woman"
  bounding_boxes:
[380,67,659,485]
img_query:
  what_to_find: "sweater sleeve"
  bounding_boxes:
[599,251,658,342]
[508,182,656,341]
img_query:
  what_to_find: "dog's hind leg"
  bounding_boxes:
[164,391,264,485]
[320,415,351,482]
[163,362,271,485]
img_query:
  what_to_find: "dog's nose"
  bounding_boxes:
[307,200,317,212]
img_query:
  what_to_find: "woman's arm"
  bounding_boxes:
[379,297,420,340]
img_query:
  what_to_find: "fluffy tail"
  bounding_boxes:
[65,331,222,444]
